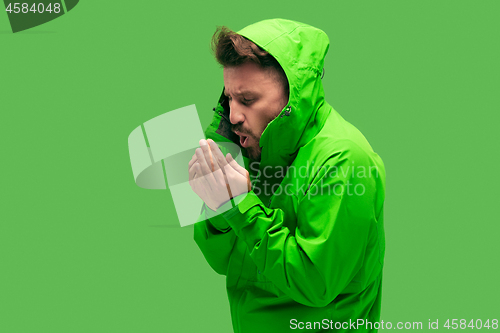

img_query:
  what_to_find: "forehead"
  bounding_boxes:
[223,62,275,95]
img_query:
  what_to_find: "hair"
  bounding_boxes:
[211,26,289,98]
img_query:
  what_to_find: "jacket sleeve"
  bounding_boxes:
[193,201,238,276]
[220,145,384,307]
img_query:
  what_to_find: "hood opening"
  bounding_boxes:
[214,88,244,146]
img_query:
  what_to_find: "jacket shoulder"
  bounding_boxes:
[298,112,377,165]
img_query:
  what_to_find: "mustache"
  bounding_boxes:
[231,124,252,136]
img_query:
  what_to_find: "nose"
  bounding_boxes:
[229,101,245,125]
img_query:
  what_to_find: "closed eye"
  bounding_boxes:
[226,95,253,106]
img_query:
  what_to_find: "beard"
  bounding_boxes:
[232,125,263,162]
[245,134,262,161]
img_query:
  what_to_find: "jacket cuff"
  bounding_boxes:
[204,201,232,231]
[221,191,264,232]
[203,193,248,231]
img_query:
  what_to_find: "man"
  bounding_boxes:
[189,18,386,332]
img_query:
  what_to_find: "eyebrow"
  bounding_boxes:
[224,89,255,97]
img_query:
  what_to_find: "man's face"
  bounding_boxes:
[223,61,288,161]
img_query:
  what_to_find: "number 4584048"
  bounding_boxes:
[5,3,61,14]
[444,319,498,330]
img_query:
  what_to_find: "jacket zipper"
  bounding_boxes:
[280,105,292,118]
[213,107,231,124]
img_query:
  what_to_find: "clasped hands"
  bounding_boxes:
[188,139,251,212]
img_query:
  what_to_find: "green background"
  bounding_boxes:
[1,0,499,332]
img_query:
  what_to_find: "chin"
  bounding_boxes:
[246,145,262,162]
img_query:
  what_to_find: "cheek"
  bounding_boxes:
[256,111,271,131]
[249,105,277,135]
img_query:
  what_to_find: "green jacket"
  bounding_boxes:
[194,18,386,333]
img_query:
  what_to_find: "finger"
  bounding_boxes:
[207,144,220,172]
[189,162,199,191]
[188,153,198,169]
[195,147,216,184]
[189,161,200,180]
[188,154,199,175]
[191,163,210,190]
[208,139,229,172]
[200,139,214,171]
[199,139,218,172]
[223,173,233,199]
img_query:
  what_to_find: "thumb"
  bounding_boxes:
[226,153,248,177]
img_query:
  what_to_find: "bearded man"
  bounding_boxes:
[189,18,386,333]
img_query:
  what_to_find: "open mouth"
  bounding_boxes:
[234,130,251,148]
[239,135,249,148]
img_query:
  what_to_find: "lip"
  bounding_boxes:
[234,131,250,148]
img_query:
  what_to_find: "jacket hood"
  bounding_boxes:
[206,18,331,172]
